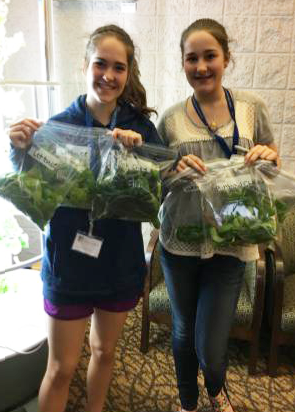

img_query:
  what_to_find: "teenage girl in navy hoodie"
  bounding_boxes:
[9,25,162,412]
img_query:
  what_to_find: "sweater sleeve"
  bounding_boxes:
[9,144,34,172]
[156,113,170,147]
[9,145,25,171]
[253,96,274,146]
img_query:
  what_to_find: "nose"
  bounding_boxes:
[102,67,115,82]
[196,59,207,74]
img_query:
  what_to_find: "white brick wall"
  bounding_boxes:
[51,0,295,167]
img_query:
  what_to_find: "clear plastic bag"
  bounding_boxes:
[94,141,177,227]
[159,166,211,245]
[158,181,210,245]
[160,156,279,247]
[254,161,295,224]
[199,157,278,247]
[1,121,110,229]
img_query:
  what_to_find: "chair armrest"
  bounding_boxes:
[264,247,284,328]
[143,229,159,298]
[145,229,159,267]
[249,259,265,332]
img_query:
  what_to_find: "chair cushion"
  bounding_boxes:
[233,280,253,328]
[244,261,257,306]
[149,280,171,316]
[149,279,253,329]
[281,273,295,332]
[280,208,295,274]
[150,243,164,289]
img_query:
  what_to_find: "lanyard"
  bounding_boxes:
[86,105,118,231]
[108,107,118,131]
[191,88,239,159]
[87,106,118,176]
[85,105,118,130]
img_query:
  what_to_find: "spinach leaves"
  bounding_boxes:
[95,167,161,227]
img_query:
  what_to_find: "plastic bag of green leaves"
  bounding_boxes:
[254,160,295,224]
[94,141,176,227]
[199,156,278,247]
[158,168,211,245]
[3,121,110,229]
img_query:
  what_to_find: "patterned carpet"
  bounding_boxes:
[66,302,295,412]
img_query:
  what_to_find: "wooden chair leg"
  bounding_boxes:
[268,303,281,377]
[248,338,259,375]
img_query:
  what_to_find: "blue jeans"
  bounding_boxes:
[160,245,245,411]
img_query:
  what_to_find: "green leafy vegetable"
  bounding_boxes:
[95,167,161,227]
[64,169,96,209]
[0,165,95,229]
[209,185,278,246]
[174,184,281,246]
[0,157,162,228]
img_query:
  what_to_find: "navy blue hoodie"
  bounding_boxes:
[13,95,162,305]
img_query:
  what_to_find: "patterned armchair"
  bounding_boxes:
[265,208,295,376]
[140,230,265,374]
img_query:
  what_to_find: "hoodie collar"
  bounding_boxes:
[84,98,117,129]
[70,95,138,129]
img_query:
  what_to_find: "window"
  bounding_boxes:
[0,0,60,174]
[0,0,55,271]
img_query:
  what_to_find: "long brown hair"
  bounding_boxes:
[85,25,157,117]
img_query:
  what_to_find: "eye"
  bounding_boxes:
[93,59,106,68]
[92,57,106,67]
[186,56,198,63]
[206,53,216,60]
[115,65,126,72]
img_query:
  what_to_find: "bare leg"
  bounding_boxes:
[38,316,89,412]
[86,309,128,412]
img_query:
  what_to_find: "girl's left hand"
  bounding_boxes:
[245,144,280,166]
[112,128,142,148]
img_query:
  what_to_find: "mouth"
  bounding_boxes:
[194,74,213,81]
[97,81,116,91]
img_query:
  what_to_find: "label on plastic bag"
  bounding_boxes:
[116,152,158,173]
[28,146,60,170]
[65,144,90,165]
[216,174,252,192]
[56,146,89,172]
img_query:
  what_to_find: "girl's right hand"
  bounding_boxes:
[176,154,206,174]
[9,118,43,149]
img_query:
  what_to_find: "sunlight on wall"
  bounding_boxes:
[0,0,24,80]
[0,0,25,174]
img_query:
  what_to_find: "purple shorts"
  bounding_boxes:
[44,296,140,320]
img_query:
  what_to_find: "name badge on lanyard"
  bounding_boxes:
[72,213,104,258]
[72,107,118,258]
[73,104,119,257]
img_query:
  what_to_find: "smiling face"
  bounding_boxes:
[183,30,229,99]
[85,35,129,110]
